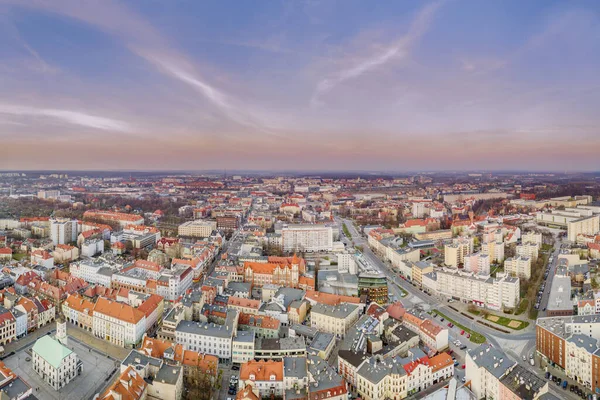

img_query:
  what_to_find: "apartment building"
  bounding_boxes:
[239,360,284,398]
[53,244,79,263]
[83,210,144,228]
[175,310,238,361]
[522,231,543,247]
[243,259,301,288]
[0,308,16,345]
[402,313,449,353]
[92,297,147,347]
[481,240,504,263]
[62,293,94,331]
[281,224,333,252]
[536,316,600,393]
[177,220,217,238]
[356,350,453,400]
[50,218,78,246]
[70,259,114,287]
[310,303,360,338]
[516,243,539,262]
[504,256,532,279]
[463,253,490,275]
[410,261,433,288]
[444,237,473,267]
[232,330,255,364]
[30,250,54,269]
[422,268,520,311]
[568,215,600,242]
[466,344,516,400]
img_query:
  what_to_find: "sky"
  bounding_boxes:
[0,0,599,172]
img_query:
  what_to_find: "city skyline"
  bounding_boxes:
[1,0,599,171]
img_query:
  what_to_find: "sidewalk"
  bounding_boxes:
[3,322,55,354]
[447,301,535,334]
[538,354,592,400]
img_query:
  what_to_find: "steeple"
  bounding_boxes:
[56,317,68,346]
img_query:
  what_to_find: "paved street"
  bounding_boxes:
[339,218,581,399]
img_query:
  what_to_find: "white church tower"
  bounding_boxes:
[56,318,68,346]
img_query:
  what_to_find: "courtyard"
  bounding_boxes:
[3,334,119,400]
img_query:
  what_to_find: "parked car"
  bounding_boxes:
[563,381,568,389]
[460,330,465,335]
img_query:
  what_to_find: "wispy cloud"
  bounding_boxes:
[311,1,443,106]
[0,104,132,132]
[3,0,272,131]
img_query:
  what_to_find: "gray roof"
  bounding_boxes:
[154,364,182,385]
[176,310,237,339]
[499,364,547,399]
[547,274,572,311]
[255,336,306,351]
[392,325,419,343]
[467,344,515,379]
[567,334,598,354]
[289,324,318,339]
[122,350,162,369]
[311,302,359,319]
[97,267,114,276]
[338,350,370,368]
[357,356,407,384]
[283,356,307,379]
[309,332,335,352]
[307,354,347,392]
[233,330,255,343]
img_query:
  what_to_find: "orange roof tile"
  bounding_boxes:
[240,360,283,382]
[100,366,147,400]
[93,297,145,324]
[429,353,453,372]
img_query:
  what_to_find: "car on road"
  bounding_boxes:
[522,355,526,361]
[454,361,459,367]
[460,345,467,350]
[542,307,546,311]
[231,365,240,370]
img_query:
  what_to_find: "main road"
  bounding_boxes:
[339,218,535,342]
[338,217,581,399]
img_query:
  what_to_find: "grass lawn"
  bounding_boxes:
[485,314,530,330]
[394,283,408,297]
[467,309,481,316]
[12,253,26,261]
[529,308,539,320]
[541,244,553,252]
[342,223,352,239]
[433,309,487,344]
[515,299,529,316]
